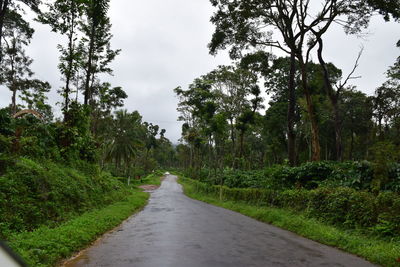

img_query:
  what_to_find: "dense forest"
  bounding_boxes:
[0,0,400,266]
[175,0,400,193]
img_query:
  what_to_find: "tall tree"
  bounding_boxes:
[39,0,85,118]
[208,0,371,161]
[80,0,120,106]
[0,0,40,63]
[314,41,363,161]
[0,9,33,114]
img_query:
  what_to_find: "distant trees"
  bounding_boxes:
[175,64,263,170]
[100,109,174,176]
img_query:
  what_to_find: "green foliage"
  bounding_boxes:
[0,134,12,154]
[59,102,98,162]
[131,171,165,186]
[369,141,399,193]
[180,178,400,267]
[8,190,148,267]
[180,177,400,238]
[187,160,400,193]
[0,108,13,135]
[0,158,129,239]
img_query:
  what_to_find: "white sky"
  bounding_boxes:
[0,0,398,143]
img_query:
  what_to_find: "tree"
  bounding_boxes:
[365,0,400,21]
[206,65,261,158]
[208,0,371,161]
[341,88,374,160]
[0,8,49,115]
[80,0,120,106]
[103,110,144,170]
[373,66,400,141]
[18,79,52,121]
[89,82,127,137]
[175,64,263,169]
[314,41,363,161]
[38,0,85,117]
[0,0,40,63]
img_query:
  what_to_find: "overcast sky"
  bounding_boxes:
[0,0,398,143]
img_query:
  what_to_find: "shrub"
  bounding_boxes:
[0,158,129,239]
[186,159,400,193]
[294,161,336,189]
[182,177,400,238]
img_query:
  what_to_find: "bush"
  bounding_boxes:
[181,177,400,238]
[0,158,129,239]
[187,160,400,193]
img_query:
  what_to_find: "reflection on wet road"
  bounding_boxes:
[65,175,375,267]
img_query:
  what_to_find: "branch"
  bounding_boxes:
[336,46,364,94]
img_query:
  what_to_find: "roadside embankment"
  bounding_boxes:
[0,158,164,266]
[8,190,148,267]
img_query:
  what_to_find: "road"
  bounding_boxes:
[65,174,375,267]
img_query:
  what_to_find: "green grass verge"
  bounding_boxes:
[131,171,165,186]
[179,177,400,267]
[7,189,149,267]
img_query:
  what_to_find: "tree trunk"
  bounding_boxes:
[11,85,17,114]
[84,12,96,106]
[239,130,244,158]
[299,60,321,161]
[10,54,16,114]
[229,117,235,151]
[332,101,342,160]
[64,15,75,118]
[189,144,193,169]
[229,117,236,168]
[316,38,343,161]
[287,52,297,166]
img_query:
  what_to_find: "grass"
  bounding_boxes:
[7,189,149,267]
[131,171,165,186]
[178,177,400,267]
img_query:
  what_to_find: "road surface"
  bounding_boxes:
[65,174,375,267]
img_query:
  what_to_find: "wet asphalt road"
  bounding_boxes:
[65,174,375,267]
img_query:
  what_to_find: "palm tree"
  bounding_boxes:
[103,110,144,172]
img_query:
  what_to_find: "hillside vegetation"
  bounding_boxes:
[0,157,131,239]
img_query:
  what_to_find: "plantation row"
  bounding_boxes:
[179,175,400,239]
[184,161,400,193]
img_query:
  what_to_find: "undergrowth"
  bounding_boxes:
[0,157,130,239]
[7,189,149,267]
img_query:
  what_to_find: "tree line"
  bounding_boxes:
[0,0,176,177]
[175,0,399,173]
